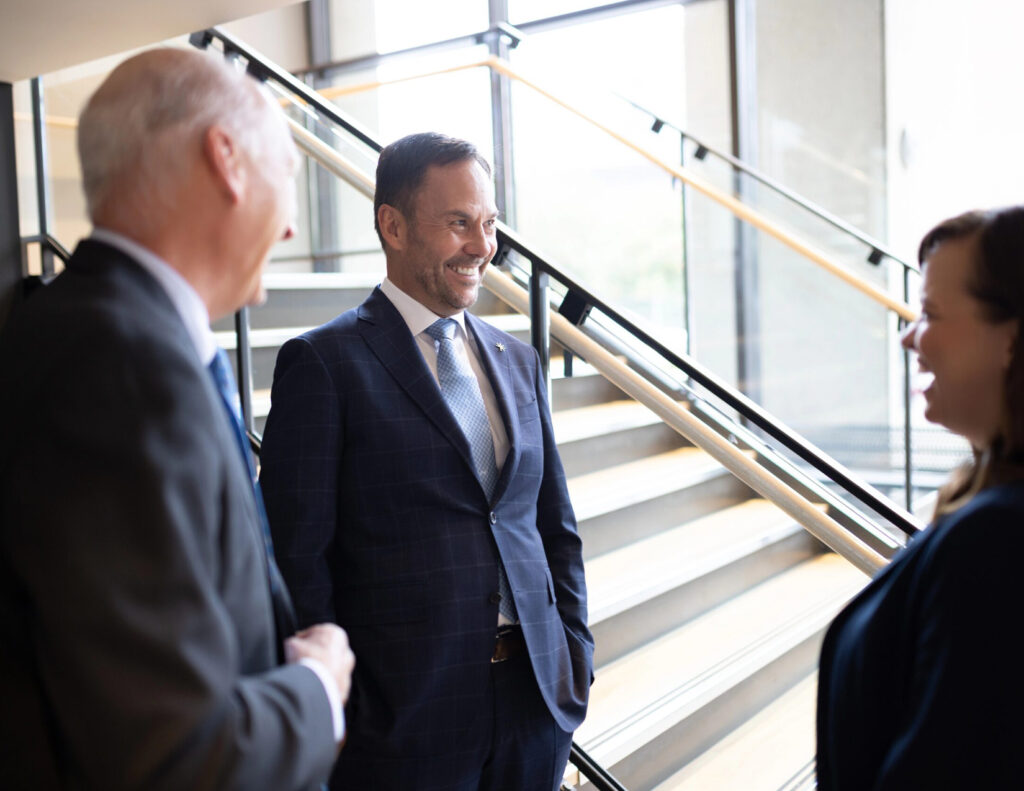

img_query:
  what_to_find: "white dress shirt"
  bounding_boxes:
[380,277,510,469]
[88,228,345,743]
[379,277,516,626]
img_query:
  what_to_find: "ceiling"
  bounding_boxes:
[0,0,302,83]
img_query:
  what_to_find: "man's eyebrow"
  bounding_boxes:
[442,209,501,219]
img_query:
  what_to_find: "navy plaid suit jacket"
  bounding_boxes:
[260,286,593,764]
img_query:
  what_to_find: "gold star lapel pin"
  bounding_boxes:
[496,342,506,352]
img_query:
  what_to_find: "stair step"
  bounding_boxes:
[568,447,751,558]
[262,272,381,289]
[217,316,530,351]
[554,400,685,476]
[217,314,539,394]
[569,448,735,524]
[586,499,806,626]
[587,497,823,666]
[554,400,668,444]
[249,363,616,429]
[550,365,624,411]
[215,325,314,351]
[652,673,819,791]
[576,554,864,789]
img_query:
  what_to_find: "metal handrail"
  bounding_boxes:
[189,28,384,154]
[21,233,71,264]
[192,26,921,543]
[616,94,916,273]
[274,118,902,569]
[486,262,888,574]
[495,225,921,538]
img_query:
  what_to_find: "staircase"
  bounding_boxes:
[220,269,869,790]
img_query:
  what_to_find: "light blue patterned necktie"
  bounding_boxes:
[426,318,517,623]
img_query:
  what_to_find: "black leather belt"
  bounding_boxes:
[491,625,525,663]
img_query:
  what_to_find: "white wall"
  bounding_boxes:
[885,0,1024,259]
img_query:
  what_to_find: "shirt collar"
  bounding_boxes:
[379,277,467,338]
[90,227,217,365]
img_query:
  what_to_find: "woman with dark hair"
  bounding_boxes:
[816,206,1024,790]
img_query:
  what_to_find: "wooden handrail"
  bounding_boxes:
[318,56,495,100]
[12,111,77,129]
[288,119,376,198]
[316,54,916,322]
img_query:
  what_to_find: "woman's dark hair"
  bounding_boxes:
[919,207,1024,514]
[373,132,491,246]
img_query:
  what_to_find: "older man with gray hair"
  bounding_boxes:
[0,47,353,790]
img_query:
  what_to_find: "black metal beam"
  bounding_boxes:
[305,0,341,272]
[728,0,761,405]
[488,0,517,226]
[190,28,383,154]
[0,82,21,331]
[30,78,53,278]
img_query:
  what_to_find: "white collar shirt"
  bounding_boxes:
[379,277,510,469]
[90,227,217,366]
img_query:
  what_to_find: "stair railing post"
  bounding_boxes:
[1,81,21,331]
[902,265,913,509]
[30,77,54,279]
[234,307,256,438]
[487,0,517,227]
[529,258,551,396]
[680,130,693,357]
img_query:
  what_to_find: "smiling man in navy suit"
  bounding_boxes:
[259,132,593,790]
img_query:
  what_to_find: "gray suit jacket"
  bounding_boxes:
[0,240,336,790]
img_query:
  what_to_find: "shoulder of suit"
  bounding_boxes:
[6,248,191,368]
[300,305,363,345]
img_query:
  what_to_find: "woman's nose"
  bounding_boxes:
[899,319,917,351]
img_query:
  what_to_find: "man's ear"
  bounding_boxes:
[203,125,245,203]
[378,204,406,251]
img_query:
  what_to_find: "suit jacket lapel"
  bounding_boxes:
[358,288,478,478]
[466,313,521,503]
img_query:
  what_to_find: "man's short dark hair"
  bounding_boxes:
[373,132,491,246]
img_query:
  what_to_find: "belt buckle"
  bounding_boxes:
[491,625,516,664]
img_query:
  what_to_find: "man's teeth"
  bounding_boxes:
[451,265,478,275]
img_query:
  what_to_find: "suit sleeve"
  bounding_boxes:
[872,502,1024,789]
[260,336,342,628]
[531,349,595,677]
[2,336,335,791]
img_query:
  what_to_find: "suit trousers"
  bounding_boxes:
[331,650,572,791]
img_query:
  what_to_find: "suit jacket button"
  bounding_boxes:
[489,512,497,525]
[489,592,502,604]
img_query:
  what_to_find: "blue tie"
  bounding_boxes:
[425,318,517,623]
[208,348,296,640]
